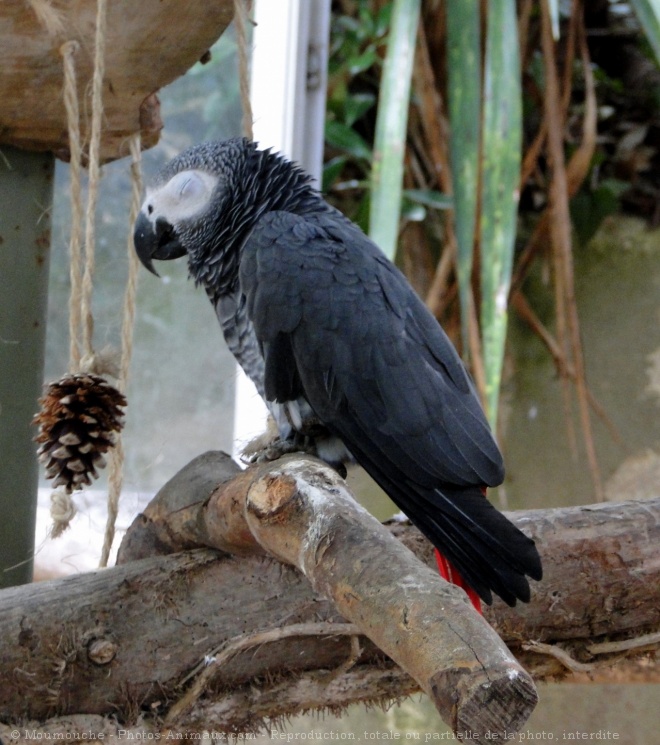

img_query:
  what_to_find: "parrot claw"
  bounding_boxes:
[248,437,304,463]
[245,436,348,479]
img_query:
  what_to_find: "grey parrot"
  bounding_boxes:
[133,137,542,607]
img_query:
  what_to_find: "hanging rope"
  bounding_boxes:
[46,39,85,539]
[80,0,107,369]
[100,134,143,568]
[49,489,77,540]
[60,40,84,371]
[27,0,66,36]
[59,0,109,374]
[37,0,141,555]
[45,0,112,540]
[234,0,254,139]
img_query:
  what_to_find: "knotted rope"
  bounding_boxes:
[49,0,142,562]
[234,0,254,139]
[100,134,142,567]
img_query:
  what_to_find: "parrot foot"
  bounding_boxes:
[246,435,348,479]
[249,436,306,463]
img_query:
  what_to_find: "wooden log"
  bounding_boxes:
[120,452,538,737]
[118,451,660,647]
[112,450,660,690]
[0,0,235,161]
[0,452,658,736]
[243,459,538,738]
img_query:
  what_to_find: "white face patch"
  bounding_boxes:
[141,169,218,226]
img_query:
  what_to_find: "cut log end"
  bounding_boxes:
[247,472,298,519]
[431,664,538,739]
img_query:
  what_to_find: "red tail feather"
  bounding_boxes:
[434,548,482,615]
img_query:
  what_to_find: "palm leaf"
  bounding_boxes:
[369,0,421,260]
[446,0,481,352]
[479,0,522,427]
[630,0,660,65]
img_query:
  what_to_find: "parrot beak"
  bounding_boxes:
[133,212,187,277]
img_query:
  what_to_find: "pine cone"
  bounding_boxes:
[34,373,127,493]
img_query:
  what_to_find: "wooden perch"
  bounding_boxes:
[120,452,538,737]
[1,452,658,738]
[250,460,538,737]
[0,0,235,161]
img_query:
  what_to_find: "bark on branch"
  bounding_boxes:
[119,452,538,737]
[0,452,658,739]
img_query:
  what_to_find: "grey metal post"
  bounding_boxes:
[0,146,54,587]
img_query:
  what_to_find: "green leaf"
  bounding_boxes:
[348,47,378,76]
[322,156,349,193]
[447,0,481,352]
[325,120,373,161]
[354,191,372,234]
[570,182,625,247]
[630,0,660,66]
[358,4,377,37]
[479,0,522,428]
[369,0,422,260]
[375,4,393,38]
[403,189,453,210]
[334,16,361,38]
[343,92,377,127]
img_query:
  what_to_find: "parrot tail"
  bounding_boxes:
[378,478,542,607]
[434,548,483,614]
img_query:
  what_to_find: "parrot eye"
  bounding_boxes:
[154,169,218,223]
[169,171,208,202]
[179,177,195,197]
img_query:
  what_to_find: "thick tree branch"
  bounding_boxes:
[119,452,538,737]
[245,458,538,737]
[1,452,658,738]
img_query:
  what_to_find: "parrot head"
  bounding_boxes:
[133,139,250,276]
[134,138,319,292]
[134,169,219,275]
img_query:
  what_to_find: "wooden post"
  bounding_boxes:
[0,146,54,587]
